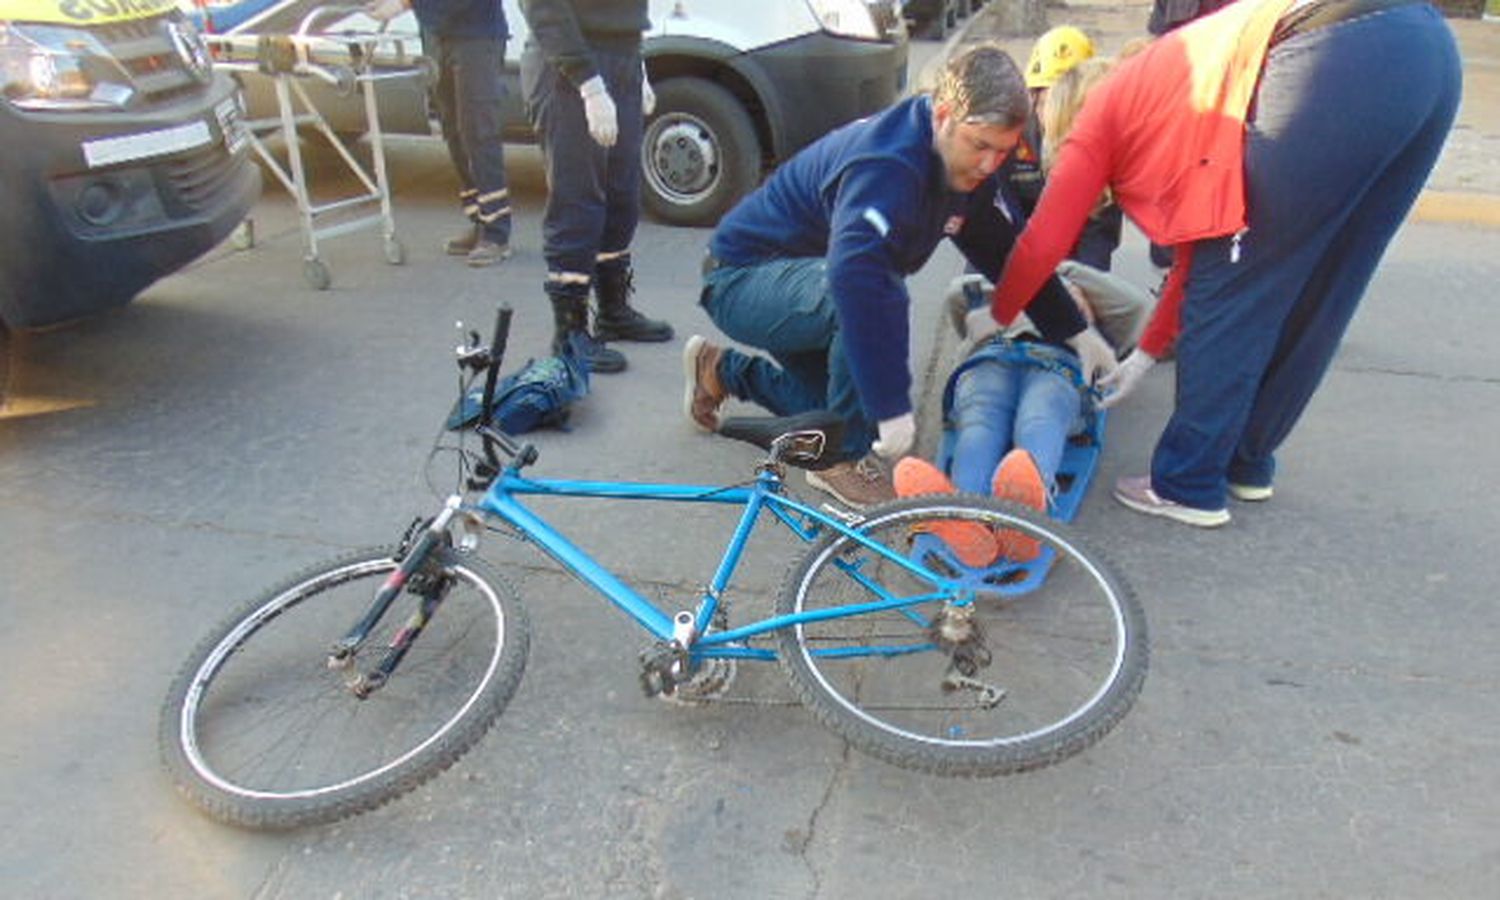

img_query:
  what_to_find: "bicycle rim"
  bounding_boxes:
[776,497,1147,776]
[172,549,513,815]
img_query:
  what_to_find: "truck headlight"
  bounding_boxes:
[0,22,135,111]
[806,0,882,40]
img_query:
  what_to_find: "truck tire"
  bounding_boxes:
[642,77,761,227]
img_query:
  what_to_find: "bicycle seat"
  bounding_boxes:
[717,410,845,470]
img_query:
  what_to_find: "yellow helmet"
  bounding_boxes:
[1025,25,1096,90]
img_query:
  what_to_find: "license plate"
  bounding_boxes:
[216,94,250,156]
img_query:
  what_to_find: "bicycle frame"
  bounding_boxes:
[472,465,959,663]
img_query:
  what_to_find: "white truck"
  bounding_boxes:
[217,0,910,225]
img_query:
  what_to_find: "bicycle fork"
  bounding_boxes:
[327,496,465,698]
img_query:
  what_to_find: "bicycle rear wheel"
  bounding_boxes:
[775,495,1146,776]
[160,545,529,829]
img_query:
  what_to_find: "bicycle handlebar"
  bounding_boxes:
[477,305,511,425]
[460,305,538,480]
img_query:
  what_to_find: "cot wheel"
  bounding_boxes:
[303,259,332,290]
[384,236,405,265]
[775,495,1147,776]
[231,219,255,251]
[159,546,530,829]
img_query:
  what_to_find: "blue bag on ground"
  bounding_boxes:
[446,333,591,434]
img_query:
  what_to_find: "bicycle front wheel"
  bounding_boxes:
[160,545,530,829]
[775,495,1146,777]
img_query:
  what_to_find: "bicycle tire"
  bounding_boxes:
[160,545,530,829]
[774,495,1146,776]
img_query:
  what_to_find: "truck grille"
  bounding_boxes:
[93,15,208,105]
[163,142,240,213]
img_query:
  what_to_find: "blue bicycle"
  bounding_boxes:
[160,307,1148,830]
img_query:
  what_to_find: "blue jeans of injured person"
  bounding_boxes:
[701,258,871,460]
[948,342,1082,497]
[1151,3,1460,509]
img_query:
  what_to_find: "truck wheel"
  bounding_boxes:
[642,77,761,227]
[303,259,332,290]
[0,325,11,411]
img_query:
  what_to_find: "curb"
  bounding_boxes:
[1410,190,1500,228]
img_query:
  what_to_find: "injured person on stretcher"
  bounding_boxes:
[893,261,1153,567]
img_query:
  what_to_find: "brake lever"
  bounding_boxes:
[454,321,491,371]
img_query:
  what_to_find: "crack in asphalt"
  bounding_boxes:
[1337,364,1500,384]
[797,740,853,899]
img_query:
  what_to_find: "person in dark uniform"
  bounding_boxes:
[367,0,513,266]
[682,44,1115,509]
[1148,0,1238,35]
[519,0,672,374]
[945,27,1132,368]
[1014,24,1122,272]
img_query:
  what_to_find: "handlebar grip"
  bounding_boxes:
[478,305,512,427]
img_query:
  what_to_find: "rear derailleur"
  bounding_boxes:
[929,602,1006,708]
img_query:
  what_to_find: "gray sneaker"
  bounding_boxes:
[466,239,513,268]
[805,454,895,509]
[1228,482,1273,502]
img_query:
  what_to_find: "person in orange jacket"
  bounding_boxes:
[969,0,1460,527]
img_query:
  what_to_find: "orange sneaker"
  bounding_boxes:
[989,449,1047,562]
[893,457,999,568]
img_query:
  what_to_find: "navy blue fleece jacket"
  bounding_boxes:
[709,95,1086,423]
[520,0,648,86]
[412,0,508,40]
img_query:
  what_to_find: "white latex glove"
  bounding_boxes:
[364,0,406,22]
[579,75,618,147]
[962,306,1001,344]
[872,412,916,460]
[641,63,656,116]
[1097,348,1157,409]
[1066,326,1118,386]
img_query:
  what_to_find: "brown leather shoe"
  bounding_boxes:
[805,454,895,509]
[682,335,726,432]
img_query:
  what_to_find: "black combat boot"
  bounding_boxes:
[593,256,674,343]
[548,281,626,374]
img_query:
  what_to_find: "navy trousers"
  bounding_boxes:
[1153,3,1461,509]
[520,42,644,279]
[425,33,511,243]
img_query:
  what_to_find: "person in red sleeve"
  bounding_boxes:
[972,0,1460,527]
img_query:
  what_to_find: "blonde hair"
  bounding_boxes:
[1039,57,1117,215]
[1039,57,1115,174]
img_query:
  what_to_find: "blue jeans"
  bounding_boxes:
[701,258,871,460]
[1152,4,1461,509]
[949,345,1082,496]
[521,42,643,276]
[425,33,511,243]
